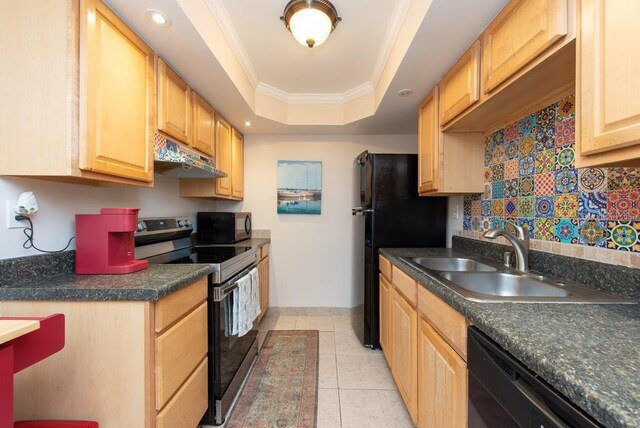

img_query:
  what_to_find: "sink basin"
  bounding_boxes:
[409,257,497,272]
[440,272,570,297]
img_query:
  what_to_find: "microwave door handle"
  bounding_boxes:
[245,215,251,235]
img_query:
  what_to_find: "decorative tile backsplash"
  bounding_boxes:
[463,94,640,255]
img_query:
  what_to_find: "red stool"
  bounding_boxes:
[15,422,98,428]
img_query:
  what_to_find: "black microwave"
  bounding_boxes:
[197,212,252,244]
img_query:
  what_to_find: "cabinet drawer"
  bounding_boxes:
[391,265,417,307]
[379,255,392,281]
[156,357,208,428]
[417,286,468,360]
[155,302,208,409]
[260,244,270,260]
[155,278,207,333]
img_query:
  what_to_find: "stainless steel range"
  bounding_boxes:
[135,216,259,426]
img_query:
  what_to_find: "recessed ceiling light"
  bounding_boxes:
[146,9,172,27]
[397,89,413,97]
[244,121,252,127]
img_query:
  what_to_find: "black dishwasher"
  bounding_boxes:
[467,327,602,428]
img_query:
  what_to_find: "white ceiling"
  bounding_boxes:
[103,0,508,135]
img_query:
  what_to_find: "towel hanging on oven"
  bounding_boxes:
[225,267,261,337]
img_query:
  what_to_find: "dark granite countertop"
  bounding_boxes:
[380,247,640,428]
[0,264,212,301]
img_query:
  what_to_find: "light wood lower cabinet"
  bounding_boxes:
[379,273,391,364]
[390,286,418,424]
[418,319,467,428]
[1,277,208,428]
[259,255,270,320]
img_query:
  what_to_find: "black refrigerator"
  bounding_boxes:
[353,151,447,349]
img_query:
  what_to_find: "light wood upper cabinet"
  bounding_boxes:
[439,41,480,125]
[192,92,216,157]
[215,116,233,197]
[418,319,467,428]
[418,89,439,194]
[482,0,568,93]
[0,0,155,186]
[157,58,192,145]
[575,0,640,167]
[418,89,485,196]
[232,128,244,199]
[390,286,418,424]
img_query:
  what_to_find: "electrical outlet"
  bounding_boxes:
[6,200,28,229]
[453,204,459,220]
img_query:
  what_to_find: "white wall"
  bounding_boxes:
[217,134,418,308]
[0,174,217,259]
[447,195,464,248]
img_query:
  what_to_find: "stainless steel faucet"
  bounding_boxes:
[483,222,530,272]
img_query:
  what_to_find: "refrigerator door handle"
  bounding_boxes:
[352,207,374,216]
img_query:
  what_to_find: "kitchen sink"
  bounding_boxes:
[440,272,570,297]
[409,257,497,272]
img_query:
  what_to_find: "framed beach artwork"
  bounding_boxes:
[277,160,322,214]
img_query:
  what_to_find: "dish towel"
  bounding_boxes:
[236,271,254,337]
[249,267,260,321]
[224,287,239,337]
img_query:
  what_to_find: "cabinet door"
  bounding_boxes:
[231,128,244,199]
[482,0,568,93]
[215,115,233,196]
[379,274,391,366]
[418,318,467,428]
[418,89,439,194]
[191,92,215,156]
[157,58,191,145]
[439,40,480,124]
[390,287,418,424]
[80,0,154,182]
[577,0,640,164]
[259,257,269,315]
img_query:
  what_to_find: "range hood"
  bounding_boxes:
[153,133,226,179]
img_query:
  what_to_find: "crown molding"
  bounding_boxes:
[204,0,259,87]
[256,82,374,105]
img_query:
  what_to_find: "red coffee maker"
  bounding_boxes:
[75,208,148,274]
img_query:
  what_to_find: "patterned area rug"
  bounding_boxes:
[226,330,319,428]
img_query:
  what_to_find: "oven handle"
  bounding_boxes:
[213,262,258,302]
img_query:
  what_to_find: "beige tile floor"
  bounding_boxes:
[257,313,414,428]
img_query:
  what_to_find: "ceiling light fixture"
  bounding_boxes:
[244,121,252,127]
[146,9,172,27]
[397,89,413,97]
[280,0,341,48]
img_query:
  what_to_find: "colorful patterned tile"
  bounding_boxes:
[608,190,640,220]
[578,192,608,219]
[535,149,554,174]
[484,166,493,183]
[608,168,640,191]
[534,173,555,196]
[504,179,519,198]
[483,183,492,200]
[505,141,519,160]
[471,216,482,232]
[484,137,493,167]
[481,200,492,217]
[504,159,519,180]
[463,216,472,231]
[463,196,472,216]
[504,198,518,218]
[534,125,556,152]
[518,197,535,218]
[469,193,482,201]
[519,114,537,136]
[492,129,505,147]
[518,218,535,238]
[554,194,579,218]
[481,217,493,233]
[519,154,535,177]
[554,168,578,194]
[578,220,607,247]
[492,181,505,199]
[555,147,575,170]
[492,163,505,182]
[518,136,535,156]
[606,221,640,252]
[519,176,535,197]
[535,218,555,241]
[535,196,555,218]
[578,168,607,192]
[491,199,504,217]
[554,218,579,244]
[555,117,575,148]
[557,95,576,119]
[490,217,505,230]
[492,144,505,165]
[535,104,557,128]
[505,122,520,143]
[471,200,482,217]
